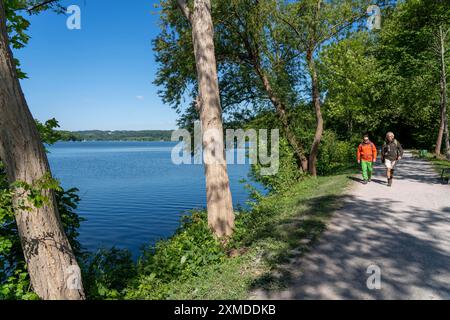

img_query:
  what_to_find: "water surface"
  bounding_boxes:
[48,141,258,256]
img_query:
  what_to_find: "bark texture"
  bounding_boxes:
[307,47,323,177]
[178,0,235,237]
[306,0,323,177]
[435,25,449,158]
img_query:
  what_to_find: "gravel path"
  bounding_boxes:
[251,151,450,300]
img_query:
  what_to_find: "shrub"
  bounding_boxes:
[316,130,356,175]
[81,248,136,300]
[125,211,226,299]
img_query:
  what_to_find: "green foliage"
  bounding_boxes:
[251,136,302,192]
[247,109,354,190]
[316,131,357,176]
[82,248,136,300]
[35,118,62,146]
[125,211,226,299]
[56,187,85,256]
[11,173,61,210]
[319,32,384,139]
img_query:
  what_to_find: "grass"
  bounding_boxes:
[164,172,354,300]
[413,150,450,181]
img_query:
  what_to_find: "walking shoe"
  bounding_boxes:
[368,178,372,182]
[387,178,392,187]
[363,180,368,185]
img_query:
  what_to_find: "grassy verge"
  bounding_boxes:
[412,150,450,180]
[147,172,354,300]
[85,170,356,299]
[426,154,450,173]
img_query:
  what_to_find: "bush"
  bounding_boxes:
[81,248,136,300]
[125,211,226,299]
[317,130,357,175]
[251,137,304,192]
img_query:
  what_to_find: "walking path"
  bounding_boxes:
[251,151,450,299]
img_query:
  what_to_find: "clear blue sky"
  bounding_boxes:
[15,0,178,131]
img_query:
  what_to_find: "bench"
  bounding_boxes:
[442,168,450,184]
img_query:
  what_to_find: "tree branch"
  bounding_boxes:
[177,0,192,25]
[13,0,61,13]
[26,0,59,13]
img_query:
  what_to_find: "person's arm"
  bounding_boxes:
[357,145,361,163]
[381,144,385,162]
[397,141,404,160]
[372,143,377,162]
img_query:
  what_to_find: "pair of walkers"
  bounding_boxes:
[357,132,404,186]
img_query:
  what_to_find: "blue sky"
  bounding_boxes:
[15,0,178,131]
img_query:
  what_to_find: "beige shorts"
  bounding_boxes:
[384,159,397,169]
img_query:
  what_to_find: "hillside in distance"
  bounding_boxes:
[59,130,174,142]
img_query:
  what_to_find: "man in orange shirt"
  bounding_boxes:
[357,133,377,184]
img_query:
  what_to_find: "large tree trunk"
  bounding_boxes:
[438,26,450,160]
[178,0,234,237]
[307,48,323,177]
[436,25,448,157]
[254,65,309,172]
[0,1,85,300]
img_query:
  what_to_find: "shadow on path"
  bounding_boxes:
[250,152,450,300]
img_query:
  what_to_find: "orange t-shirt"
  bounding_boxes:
[357,142,377,162]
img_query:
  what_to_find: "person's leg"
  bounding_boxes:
[361,161,369,183]
[390,161,396,184]
[367,161,373,181]
[385,160,392,186]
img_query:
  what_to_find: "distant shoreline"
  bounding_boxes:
[57,130,174,142]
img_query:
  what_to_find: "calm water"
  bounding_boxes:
[47,141,259,256]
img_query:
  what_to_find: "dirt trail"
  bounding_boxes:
[251,151,450,300]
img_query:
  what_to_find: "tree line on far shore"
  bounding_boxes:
[57,129,174,142]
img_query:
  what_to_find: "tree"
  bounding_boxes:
[319,32,384,140]
[155,0,310,173]
[0,0,85,299]
[176,0,235,237]
[375,0,450,154]
[434,24,450,158]
[279,0,392,175]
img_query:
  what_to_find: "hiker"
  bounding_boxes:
[381,132,404,187]
[357,133,377,184]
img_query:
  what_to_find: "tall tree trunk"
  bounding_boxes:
[307,48,323,177]
[436,107,445,155]
[436,25,448,157]
[306,0,323,177]
[0,1,85,300]
[438,25,450,160]
[444,111,450,160]
[177,0,234,237]
[254,65,309,172]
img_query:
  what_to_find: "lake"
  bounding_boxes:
[47,141,260,257]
